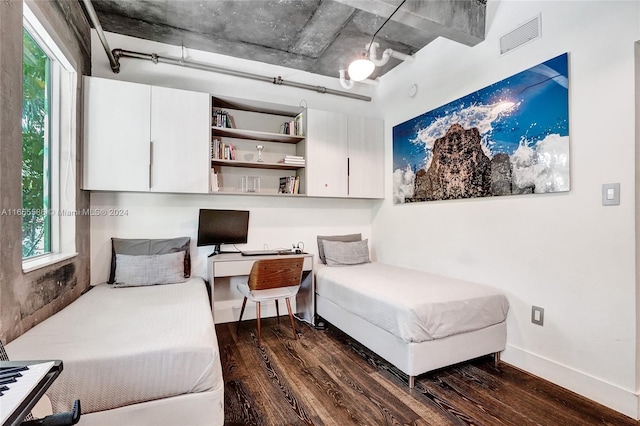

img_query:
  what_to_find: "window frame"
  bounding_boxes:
[22,2,78,271]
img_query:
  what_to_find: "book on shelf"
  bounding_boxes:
[210,171,219,192]
[212,109,235,128]
[211,138,236,160]
[278,175,300,194]
[279,120,299,136]
[294,112,304,136]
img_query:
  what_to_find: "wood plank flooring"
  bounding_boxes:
[217,318,638,426]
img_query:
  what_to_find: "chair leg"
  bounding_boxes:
[275,299,280,324]
[256,302,261,346]
[236,297,247,335]
[285,298,297,340]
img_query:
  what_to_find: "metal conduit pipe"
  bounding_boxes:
[112,49,372,102]
[81,0,120,73]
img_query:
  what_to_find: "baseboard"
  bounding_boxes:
[502,344,639,420]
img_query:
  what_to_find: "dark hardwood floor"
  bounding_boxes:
[217,318,638,426]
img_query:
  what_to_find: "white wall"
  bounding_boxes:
[89,33,381,283]
[373,0,639,418]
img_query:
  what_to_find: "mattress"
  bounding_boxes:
[315,263,509,343]
[6,277,222,415]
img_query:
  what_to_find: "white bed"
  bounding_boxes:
[315,262,509,387]
[6,277,224,426]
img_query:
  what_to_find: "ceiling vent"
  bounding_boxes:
[500,15,541,55]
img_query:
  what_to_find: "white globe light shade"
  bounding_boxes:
[347,58,375,81]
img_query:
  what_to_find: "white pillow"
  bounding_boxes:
[113,251,186,287]
[322,239,371,266]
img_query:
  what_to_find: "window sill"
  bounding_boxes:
[23,252,78,273]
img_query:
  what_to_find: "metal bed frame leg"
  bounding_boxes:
[409,375,415,389]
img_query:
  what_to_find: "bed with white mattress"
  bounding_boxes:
[315,261,509,387]
[6,277,224,425]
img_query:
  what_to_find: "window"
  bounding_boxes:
[22,28,51,258]
[22,4,77,269]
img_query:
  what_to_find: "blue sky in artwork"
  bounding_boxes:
[392,53,569,172]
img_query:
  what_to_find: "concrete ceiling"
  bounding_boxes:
[88,0,487,80]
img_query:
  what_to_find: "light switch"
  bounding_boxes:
[602,183,620,206]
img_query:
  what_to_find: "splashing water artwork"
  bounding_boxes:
[392,53,569,204]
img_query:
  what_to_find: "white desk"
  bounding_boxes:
[207,253,315,325]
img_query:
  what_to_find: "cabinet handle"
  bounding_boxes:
[149,141,153,189]
[347,157,350,195]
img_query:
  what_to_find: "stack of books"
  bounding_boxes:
[278,155,305,166]
[279,176,300,194]
[212,110,235,128]
[280,120,299,135]
[211,138,236,160]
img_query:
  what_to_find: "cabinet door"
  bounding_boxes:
[150,87,210,193]
[347,116,384,199]
[305,109,348,197]
[83,77,150,191]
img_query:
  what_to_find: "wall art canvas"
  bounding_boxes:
[393,53,569,204]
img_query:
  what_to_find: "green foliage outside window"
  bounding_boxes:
[22,28,50,258]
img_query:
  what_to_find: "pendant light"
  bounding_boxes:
[345,0,407,82]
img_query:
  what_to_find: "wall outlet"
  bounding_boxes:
[531,306,544,326]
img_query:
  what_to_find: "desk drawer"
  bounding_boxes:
[214,260,254,277]
[213,256,313,277]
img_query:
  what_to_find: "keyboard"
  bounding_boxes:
[241,250,280,256]
[0,360,62,426]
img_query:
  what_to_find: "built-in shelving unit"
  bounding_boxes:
[210,96,306,195]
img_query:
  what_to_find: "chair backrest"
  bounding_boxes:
[248,257,304,291]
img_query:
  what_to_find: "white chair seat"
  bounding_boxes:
[237,282,299,302]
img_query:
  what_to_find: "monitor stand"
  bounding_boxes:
[207,244,221,258]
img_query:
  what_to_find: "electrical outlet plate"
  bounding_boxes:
[531,306,544,326]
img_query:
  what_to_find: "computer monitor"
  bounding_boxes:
[197,209,249,256]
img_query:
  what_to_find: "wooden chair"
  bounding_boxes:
[236,257,304,346]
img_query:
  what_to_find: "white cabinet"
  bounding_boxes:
[305,109,348,197]
[83,77,210,193]
[83,77,151,191]
[83,80,381,198]
[347,115,384,199]
[306,109,384,199]
[150,87,210,193]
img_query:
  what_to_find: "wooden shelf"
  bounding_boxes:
[211,159,305,170]
[213,127,304,144]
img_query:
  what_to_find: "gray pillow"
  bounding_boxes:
[109,237,191,284]
[322,239,370,266]
[113,252,186,287]
[317,233,362,264]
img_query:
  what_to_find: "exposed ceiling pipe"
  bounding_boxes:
[112,49,372,102]
[369,42,415,67]
[338,70,354,90]
[338,70,380,89]
[82,0,371,102]
[81,0,120,73]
